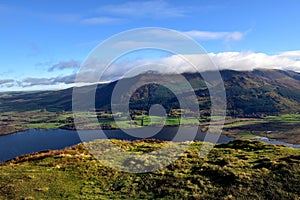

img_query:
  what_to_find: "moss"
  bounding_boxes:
[0,140,299,199]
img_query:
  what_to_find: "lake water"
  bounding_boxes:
[0,127,299,162]
[253,137,300,148]
[0,127,234,162]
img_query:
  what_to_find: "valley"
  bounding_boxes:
[2,1,300,199]
[1,110,300,145]
[1,69,300,199]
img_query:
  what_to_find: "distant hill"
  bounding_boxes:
[1,69,300,117]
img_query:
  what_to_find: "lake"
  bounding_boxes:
[0,127,234,162]
[0,127,299,162]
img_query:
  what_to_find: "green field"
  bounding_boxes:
[223,114,300,144]
[265,114,300,122]
[1,112,300,199]
[236,131,257,139]
[1,111,300,145]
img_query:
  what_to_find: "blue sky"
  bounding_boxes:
[0,0,300,91]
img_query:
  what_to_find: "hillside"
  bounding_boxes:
[1,69,300,116]
[0,140,299,199]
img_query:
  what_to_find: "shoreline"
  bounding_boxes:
[0,126,29,136]
[0,127,299,163]
[2,137,299,164]
[1,126,300,147]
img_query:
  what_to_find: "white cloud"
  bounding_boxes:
[0,79,14,85]
[23,77,53,86]
[72,50,300,84]
[48,60,81,72]
[97,0,186,18]
[277,50,300,60]
[80,17,122,25]
[208,51,300,71]
[184,30,244,41]
[22,74,76,87]
[99,29,246,53]
[4,51,300,91]
[91,51,300,80]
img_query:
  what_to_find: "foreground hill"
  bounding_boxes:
[0,140,299,199]
[1,69,300,116]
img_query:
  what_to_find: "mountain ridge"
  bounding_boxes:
[1,69,300,117]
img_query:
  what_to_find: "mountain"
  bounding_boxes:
[1,69,300,117]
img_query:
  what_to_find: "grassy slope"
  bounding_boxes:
[0,140,299,200]
[1,69,300,116]
[223,114,300,144]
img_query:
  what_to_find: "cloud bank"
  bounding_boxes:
[208,51,300,72]
[48,60,80,72]
[0,79,14,85]
[2,50,300,91]
[22,74,76,87]
[86,51,300,82]
[157,51,300,73]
